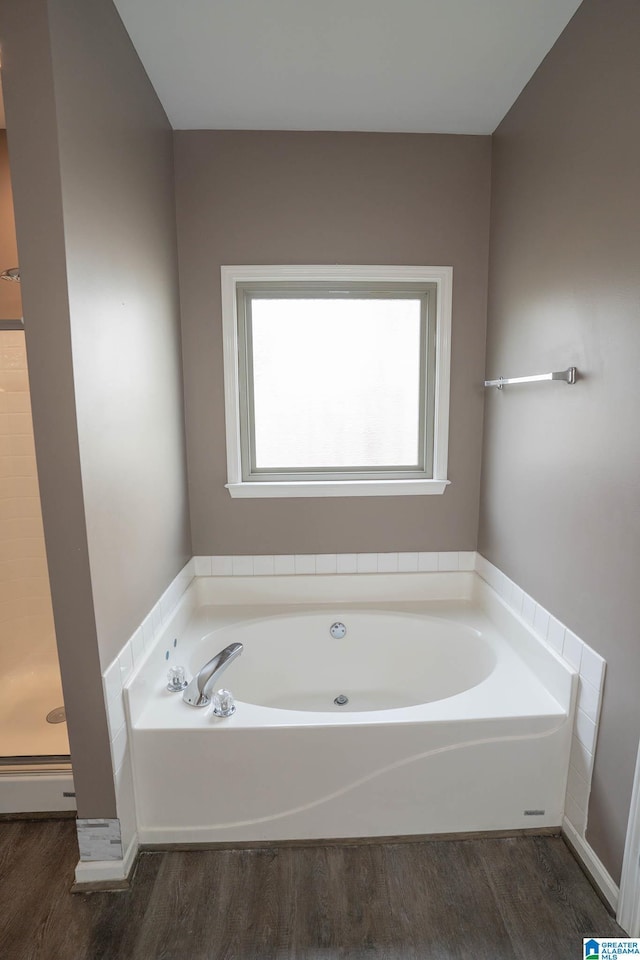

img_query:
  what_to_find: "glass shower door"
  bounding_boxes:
[0,327,69,762]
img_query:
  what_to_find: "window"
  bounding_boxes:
[221,266,452,498]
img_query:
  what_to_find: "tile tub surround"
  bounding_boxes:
[194,552,477,577]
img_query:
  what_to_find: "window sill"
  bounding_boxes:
[225,479,450,499]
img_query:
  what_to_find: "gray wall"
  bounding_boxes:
[479,0,640,882]
[47,0,191,668]
[175,131,491,556]
[0,0,190,816]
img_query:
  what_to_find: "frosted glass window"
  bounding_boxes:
[234,281,438,483]
[250,298,422,470]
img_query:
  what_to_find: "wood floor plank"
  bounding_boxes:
[532,837,620,941]
[478,836,622,960]
[0,822,625,960]
[283,845,338,957]
[77,851,164,960]
[0,820,80,960]
[381,839,516,959]
[295,844,391,958]
[126,850,224,960]
[336,844,397,957]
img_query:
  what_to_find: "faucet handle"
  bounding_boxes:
[212,689,236,718]
[167,665,188,692]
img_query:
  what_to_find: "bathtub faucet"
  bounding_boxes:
[183,642,243,708]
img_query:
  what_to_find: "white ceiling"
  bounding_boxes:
[113,0,582,134]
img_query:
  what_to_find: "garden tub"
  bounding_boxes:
[126,575,576,845]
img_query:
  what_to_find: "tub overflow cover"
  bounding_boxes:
[334,694,349,706]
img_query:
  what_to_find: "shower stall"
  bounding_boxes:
[0,323,70,769]
[0,127,72,809]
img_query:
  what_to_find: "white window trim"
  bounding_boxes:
[220,265,452,499]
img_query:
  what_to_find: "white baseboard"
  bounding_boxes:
[73,832,139,887]
[618,739,640,936]
[563,816,620,916]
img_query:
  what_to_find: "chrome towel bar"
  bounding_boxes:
[484,366,577,389]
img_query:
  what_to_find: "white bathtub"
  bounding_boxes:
[127,573,576,845]
[189,610,497,712]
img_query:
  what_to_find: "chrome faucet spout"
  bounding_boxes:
[183,642,243,707]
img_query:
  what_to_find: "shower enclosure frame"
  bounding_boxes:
[0,318,73,809]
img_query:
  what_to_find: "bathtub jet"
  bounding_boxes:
[183,642,243,708]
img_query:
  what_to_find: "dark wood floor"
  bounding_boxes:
[0,819,623,959]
